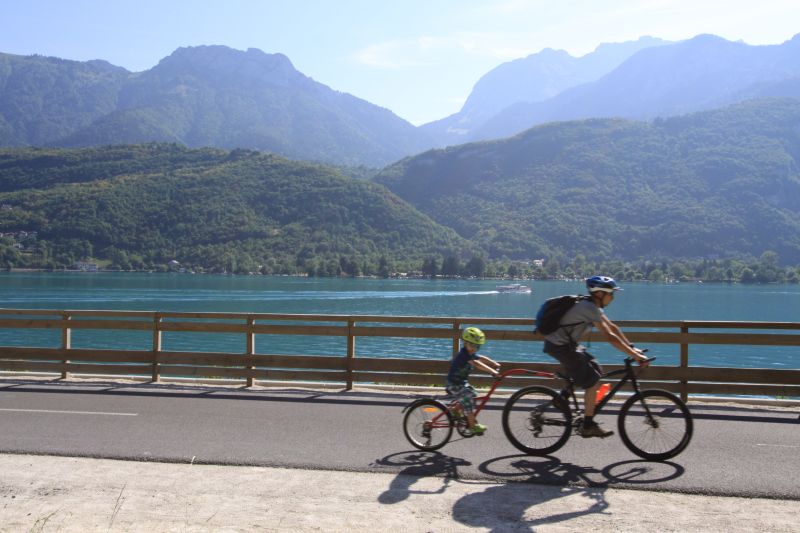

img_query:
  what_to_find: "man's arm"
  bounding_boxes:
[595,315,648,362]
[605,318,635,347]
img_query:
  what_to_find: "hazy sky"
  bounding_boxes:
[2,0,798,125]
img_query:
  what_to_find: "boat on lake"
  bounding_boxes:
[496,283,532,293]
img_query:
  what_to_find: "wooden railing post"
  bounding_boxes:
[61,312,71,379]
[680,322,689,402]
[246,316,256,387]
[452,321,461,356]
[152,313,162,382]
[346,318,355,390]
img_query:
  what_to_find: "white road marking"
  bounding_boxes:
[0,408,138,416]
[756,443,800,448]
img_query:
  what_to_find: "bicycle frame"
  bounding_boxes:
[560,358,652,417]
[416,368,555,429]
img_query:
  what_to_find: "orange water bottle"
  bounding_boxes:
[595,382,611,402]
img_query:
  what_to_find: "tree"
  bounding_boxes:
[544,258,560,279]
[465,256,486,278]
[421,256,439,277]
[740,267,756,283]
[507,263,519,278]
[378,256,391,278]
[441,255,461,277]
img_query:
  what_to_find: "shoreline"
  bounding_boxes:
[0,269,780,285]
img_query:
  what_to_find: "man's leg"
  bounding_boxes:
[584,383,599,417]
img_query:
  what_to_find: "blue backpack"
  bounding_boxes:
[534,295,590,335]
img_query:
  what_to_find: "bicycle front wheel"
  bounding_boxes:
[403,399,453,451]
[618,389,693,461]
[502,386,572,455]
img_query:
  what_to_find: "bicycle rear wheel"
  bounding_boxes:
[403,399,453,451]
[618,389,693,461]
[502,386,572,455]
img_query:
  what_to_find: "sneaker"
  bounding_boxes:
[470,423,487,436]
[581,422,613,438]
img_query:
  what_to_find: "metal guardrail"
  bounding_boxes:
[0,309,798,401]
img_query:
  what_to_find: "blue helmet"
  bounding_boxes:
[586,275,622,293]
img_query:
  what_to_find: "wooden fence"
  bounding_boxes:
[0,309,799,401]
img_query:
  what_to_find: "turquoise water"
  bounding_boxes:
[1,272,798,369]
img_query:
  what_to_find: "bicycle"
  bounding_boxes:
[502,356,693,461]
[402,368,554,452]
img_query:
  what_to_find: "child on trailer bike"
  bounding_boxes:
[446,327,501,435]
[542,276,649,438]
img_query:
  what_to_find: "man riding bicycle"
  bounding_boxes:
[542,276,649,438]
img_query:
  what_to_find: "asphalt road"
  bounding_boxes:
[1,378,798,500]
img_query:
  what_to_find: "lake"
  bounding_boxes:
[1,272,798,369]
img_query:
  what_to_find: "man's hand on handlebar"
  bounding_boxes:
[631,347,650,367]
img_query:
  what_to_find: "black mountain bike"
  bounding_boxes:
[502,357,693,461]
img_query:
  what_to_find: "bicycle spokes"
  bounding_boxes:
[618,390,693,461]
[502,386,572,456]
[403,400,454,452]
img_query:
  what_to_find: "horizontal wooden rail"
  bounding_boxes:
[0,308,798,401]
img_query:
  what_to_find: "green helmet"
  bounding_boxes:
[462,327,486,345]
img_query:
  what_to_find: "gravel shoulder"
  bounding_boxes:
[1,453,798,532]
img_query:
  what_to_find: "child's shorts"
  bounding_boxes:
[445,382,477,414]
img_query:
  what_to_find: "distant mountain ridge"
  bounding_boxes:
[420,36,670,146]
[0,46,432,167]
[3,35,800,167]
[471,34,800,141]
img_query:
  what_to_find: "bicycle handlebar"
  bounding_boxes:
[624,356,656,364]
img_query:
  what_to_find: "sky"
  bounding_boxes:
[1,0,798,125]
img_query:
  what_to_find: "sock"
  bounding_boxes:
[584,415,595,426]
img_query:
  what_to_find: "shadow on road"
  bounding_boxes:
[373,451,472,504]
[478,454,685,487]
[371,450,687,531]
[459,455,683,531]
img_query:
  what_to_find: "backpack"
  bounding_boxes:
[534,295,590,335]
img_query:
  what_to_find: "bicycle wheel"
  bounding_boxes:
[502,386,572,455]
[403,399,454,451]
[618,389,693,461]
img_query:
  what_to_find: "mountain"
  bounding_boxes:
[0,144,469,272]
[374,98,800,264]
[0,52,130,146]
[472,34,800,141]
[419,36,669,146]
[0,46,433,167]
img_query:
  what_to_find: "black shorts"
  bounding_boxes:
[543,341,603,389]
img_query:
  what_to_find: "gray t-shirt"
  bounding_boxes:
[543,299,604,346]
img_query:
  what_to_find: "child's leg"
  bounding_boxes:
[462,386,478,427]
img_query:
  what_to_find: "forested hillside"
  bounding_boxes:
[0,53,129,146]
[375,98,800,264]
[0,144,469,273]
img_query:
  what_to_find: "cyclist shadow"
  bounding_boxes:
[372,451,471,504]
[451,454,685,531]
